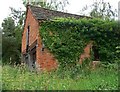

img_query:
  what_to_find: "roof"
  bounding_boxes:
[28,5,90,20]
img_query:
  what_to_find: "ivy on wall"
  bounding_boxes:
[39,18,119,67]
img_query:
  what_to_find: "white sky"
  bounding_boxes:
[0,0,119,27]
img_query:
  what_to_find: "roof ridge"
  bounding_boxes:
[28,4,85,17]
[28,4,90,20]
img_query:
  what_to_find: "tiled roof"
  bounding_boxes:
[28,5,90,20]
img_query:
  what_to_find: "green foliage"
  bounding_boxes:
[40,18,119,67]
[2,16,23,64]
[40,18,88,67]
[2,64,118,90]
[2,17,16,37]
[116,46,120,54]
[2,36,21,64]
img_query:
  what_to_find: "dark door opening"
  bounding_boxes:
[92,45,99,61]
[30,47,36,69]
[31,51,36,69]
[25,54,29,65]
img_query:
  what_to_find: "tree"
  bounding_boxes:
[2,17,21,64]
[80,0,117,20]
[2,17,15,37]
[9,7,25,26]
[2,7,26,64]
[22,0,69,12]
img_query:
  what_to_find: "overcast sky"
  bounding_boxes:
[0,0,119,27]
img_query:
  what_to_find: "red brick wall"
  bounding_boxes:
[36,35,58,71]
[79,41,93,64]
[22,7,39,53]
[22,7,57,71]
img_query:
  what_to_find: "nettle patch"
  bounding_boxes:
[39,18,119,67]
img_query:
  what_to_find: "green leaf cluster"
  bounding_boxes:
[39,18,119,67]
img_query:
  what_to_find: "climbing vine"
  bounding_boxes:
[39,18,119,67]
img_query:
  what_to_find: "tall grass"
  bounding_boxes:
[2,64,118,90]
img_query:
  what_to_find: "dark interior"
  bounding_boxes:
[92,45,99,61]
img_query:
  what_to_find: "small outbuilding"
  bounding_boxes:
[21,5,94,71]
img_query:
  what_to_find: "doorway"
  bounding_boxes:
[92,45,99,61]
[30,47,36,69]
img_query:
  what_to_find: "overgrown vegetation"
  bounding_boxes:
[2,64,118,90]
[40,18,120,68]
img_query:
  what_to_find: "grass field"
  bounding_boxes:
[2,64,118,90]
